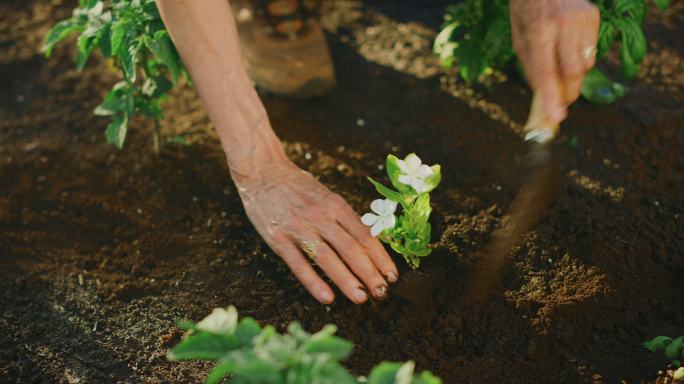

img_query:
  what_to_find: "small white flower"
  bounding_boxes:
[395,361,416,384]
[675,367,684,381]
[196,306,238,334]
[361,199,398,237]
[396,153,433,193]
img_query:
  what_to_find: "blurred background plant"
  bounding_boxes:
[433,0,671,104]
[43,0,189,151]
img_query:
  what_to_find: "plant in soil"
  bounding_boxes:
[644,336,684,368]
[364,154,441,269]
[433,0,671,103]
[42,0,188,151]
[167,306,442,384]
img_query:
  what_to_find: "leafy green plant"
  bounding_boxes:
[644,335,684,368]
[42,0,187,151]
[168,306,442,384]
[363,154,441,269]
[434,0,671,103]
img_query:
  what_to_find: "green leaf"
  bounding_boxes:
[234,318,261,347]
[619,18,647,63]
[433,22,460,69]
[135,97,163,120]
[304,336,354,360]
[205,360,235,384]
[615,0,647,24]
[665,337,684,360]
[95,82,134,116]
[110,21,129,56]
[581,68,626,104]
[166,332,240,361]
[176,320,198,331]
[455,39,485,82]
[653,0,671,11]
[644,336,673,352]
[119,44,137,82]
[105,114,128,149]
[97,22,112,58]
[422,165,441,194]
[75,33,96,71]
[367,178,404,204]
[415,371,443,384]
[42,19,83,57]
[229,357,282,383]
[142,75,173,98]
[619,40,639,79]
[368,361,403,384]
[144,31,181,82]
[596,21,616,61]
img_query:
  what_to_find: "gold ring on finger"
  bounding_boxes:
[300,240,320,261]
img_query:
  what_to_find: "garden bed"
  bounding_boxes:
[1,0,683,382]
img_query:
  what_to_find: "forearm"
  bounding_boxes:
[156,0,287,177]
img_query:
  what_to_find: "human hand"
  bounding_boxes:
[510,0,600,126]
[232,159,398,304]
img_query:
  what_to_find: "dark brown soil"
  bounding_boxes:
[1,0,683,383]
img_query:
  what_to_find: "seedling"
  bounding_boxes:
[168,306,442,384]
[42,0,188,151]
[433,0,671,103]
[644,335,684,368]
[364,154,441,269]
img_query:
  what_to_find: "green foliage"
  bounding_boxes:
[367,154,441,269]
[168,306,442,384]
[434,0,670,103]
[644,335,684,368]
[42,0,187,149]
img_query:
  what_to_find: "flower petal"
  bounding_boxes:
[361,213,379,226]
[396,159,409,174]
[380,214,396,230]
[405,153,422,172]
[370,199,385,214]
[382,199,398,215]
[411,179,427,193]
[416,164,433,179]
[398,174,412,186]
[370,221,385,237]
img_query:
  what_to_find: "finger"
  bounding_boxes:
[525,21,566,124]
[581,4,600,70]
[270,235,335,304]
[313,240,369,304]
[336,205,398,283]
[320,222,389,300]
[557,23,584,104]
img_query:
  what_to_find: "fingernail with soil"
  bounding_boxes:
[354,288,368,303]
[386,271,398,283]
[375,285,387,298]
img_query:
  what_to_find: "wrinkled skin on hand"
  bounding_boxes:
[233,160,398,304]
[510,0,600,125]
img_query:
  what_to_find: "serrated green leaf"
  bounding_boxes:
[75,33,96,71]
[42,19,83,57]
[167,332,240,361]
[97,22,112,57]
[110,21,129,56]
[144,31,181,82]
[581,67,626,104]
[105,114,128,149]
